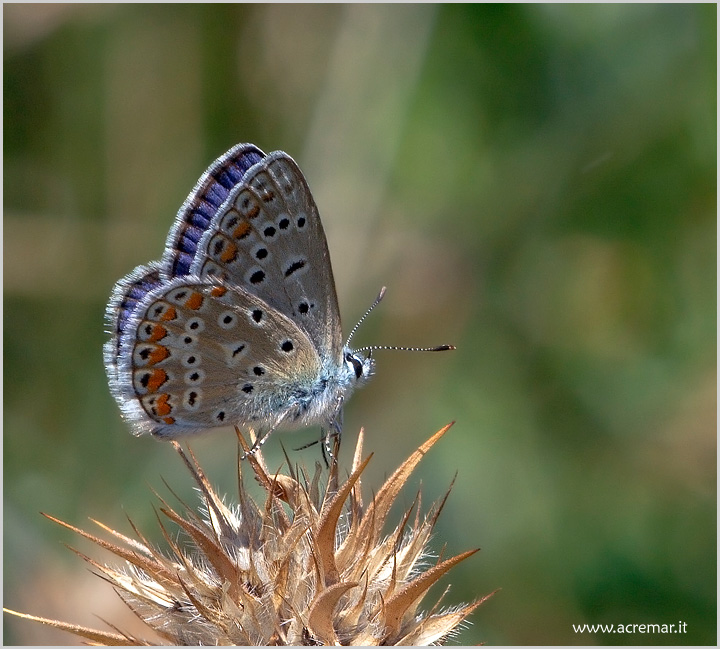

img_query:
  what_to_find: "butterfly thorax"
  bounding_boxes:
[270,347,374,432]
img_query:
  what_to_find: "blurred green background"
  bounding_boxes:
[4,4,716,645]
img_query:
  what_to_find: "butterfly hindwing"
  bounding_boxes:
[104,261,164,387]
[114,278,324,438]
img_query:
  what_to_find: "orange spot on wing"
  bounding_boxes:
[146,369,168,393]
[160,306,177,321]
[233,221,252,239]
[150,324,167,341]
[155,393,172,416]
[220,241,238,263]
[162,416,175,425]
[185,291,204,310]
[147,345,170,365]
[211,286,227,297]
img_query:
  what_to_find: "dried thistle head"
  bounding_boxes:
[5,424,491,645]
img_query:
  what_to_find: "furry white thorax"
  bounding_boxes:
[272,348,374,432]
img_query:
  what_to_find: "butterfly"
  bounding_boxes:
[104,144,452,456]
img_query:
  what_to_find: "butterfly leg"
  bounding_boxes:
[320,397,345,465]
[240,425,275,460]
[319,428,336,467]
[289,429,335,466]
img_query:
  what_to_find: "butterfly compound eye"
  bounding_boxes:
[346,352,364,379]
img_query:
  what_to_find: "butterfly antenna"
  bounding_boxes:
[347,287,455,354]
[356,343,456,354]
[345,286,387,347]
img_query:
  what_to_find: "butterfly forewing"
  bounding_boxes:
[117,278,324,438]
[189,152,344,364]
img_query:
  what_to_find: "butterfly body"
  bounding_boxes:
[105,145,374,447]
